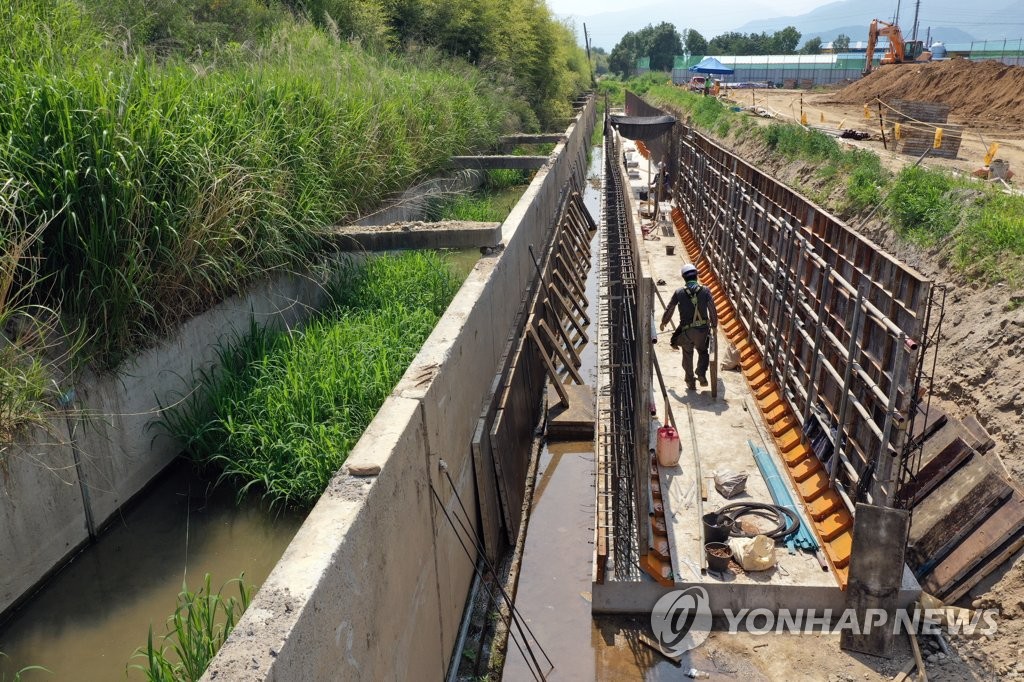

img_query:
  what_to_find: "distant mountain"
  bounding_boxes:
[736,0,1024,46]
[800,24,977,46]
[561,0,1024,52]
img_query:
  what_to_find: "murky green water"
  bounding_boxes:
[0,462,304,681]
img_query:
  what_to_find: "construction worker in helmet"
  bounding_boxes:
[660,263,718,391]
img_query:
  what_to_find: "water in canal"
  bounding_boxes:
[0,462,303,681]
[502,146,724,680]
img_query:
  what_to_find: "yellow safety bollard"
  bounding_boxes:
[864,104,871,119]
[894,122,902,140]
[933,127,944,149]
[801,112,808,126]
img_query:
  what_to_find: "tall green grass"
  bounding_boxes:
[131,574,252,682]
[426,171,528,222]
[1,1,510,370]
[162,252,460,508]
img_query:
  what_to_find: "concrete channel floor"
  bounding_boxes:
[627,141,841,613]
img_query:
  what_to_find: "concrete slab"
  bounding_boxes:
[841,504,911,657]
[330,220,501,251]
[546,383,595,441]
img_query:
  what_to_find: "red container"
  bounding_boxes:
[656,426,681,467]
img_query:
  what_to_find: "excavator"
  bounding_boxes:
[863,19,932,74]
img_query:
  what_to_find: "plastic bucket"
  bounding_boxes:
[705,542,732,572]
[665,244,675,256]
[702,512,734,543]
[656,426,680,467]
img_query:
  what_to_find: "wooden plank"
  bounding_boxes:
[909,457,1013,569]
[841,504,912,658]
[922,489,1024,595]
[961,414,995,454]
[911,405,948,443]
[538,319,584,384]
[471,419,504,563]
[898,437,974,507]
[941,525,1024,603]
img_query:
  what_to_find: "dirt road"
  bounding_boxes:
[722,88,1024,178]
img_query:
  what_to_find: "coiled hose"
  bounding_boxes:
[716,502,800,539]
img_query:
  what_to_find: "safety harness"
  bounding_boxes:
[679,282,708,331]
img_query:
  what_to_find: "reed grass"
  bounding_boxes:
[130,574,253,682]
[1,1,511,370]
[162,252,460,508]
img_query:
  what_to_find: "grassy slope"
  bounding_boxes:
[606,76,1024,284]
[1,2,511,371]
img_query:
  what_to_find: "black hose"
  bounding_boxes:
[716,502,800,539]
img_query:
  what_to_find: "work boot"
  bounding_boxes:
[686,381,697,391]
[697,374,708,387]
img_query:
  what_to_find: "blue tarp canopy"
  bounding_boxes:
[688,56,734,75]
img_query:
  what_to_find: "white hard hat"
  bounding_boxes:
[681,263,698,279]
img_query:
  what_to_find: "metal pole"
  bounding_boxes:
[880,334,910,506]
[831,287,866,486]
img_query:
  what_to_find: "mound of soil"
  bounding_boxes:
[824,59,1024,127]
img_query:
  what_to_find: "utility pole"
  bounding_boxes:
[911,0,922,41]
[583,23,595,85]
[894,0,902,26]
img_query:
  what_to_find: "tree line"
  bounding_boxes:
[609,22,838,77]
[85,0,590,128]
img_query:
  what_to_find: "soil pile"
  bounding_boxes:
[825,59,1024,127]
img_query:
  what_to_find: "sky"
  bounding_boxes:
[547,0,828,15]
[547,0,836,49]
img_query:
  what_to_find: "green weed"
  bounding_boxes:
[886,166,961,243]
[955,191,1024,283]
[130,574,252,682]
[162,252,461,508]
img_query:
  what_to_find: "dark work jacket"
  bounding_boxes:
[664,282,718,329]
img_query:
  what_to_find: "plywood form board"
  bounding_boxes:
[898,436,975,507]
[922,488,1024,595]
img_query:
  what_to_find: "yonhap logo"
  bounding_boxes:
[651,586,713,654]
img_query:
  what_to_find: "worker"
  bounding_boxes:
[660,263,718,391]
[703,78,711,97]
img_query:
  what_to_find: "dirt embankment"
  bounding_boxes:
[822,59,1024,128]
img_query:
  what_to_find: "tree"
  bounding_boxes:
[647,22,682,71]
[801,37,823,54]
[684,28,707,56]
[833,33,851,52]
[609,29,641,76]
[771,26,801,53]
[608,22,682,75]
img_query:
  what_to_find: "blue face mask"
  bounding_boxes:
[685,280,701,294]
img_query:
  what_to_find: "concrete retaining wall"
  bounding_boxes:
[0,166,492,619]
[203,96,597,681]
[0,272,330,617]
